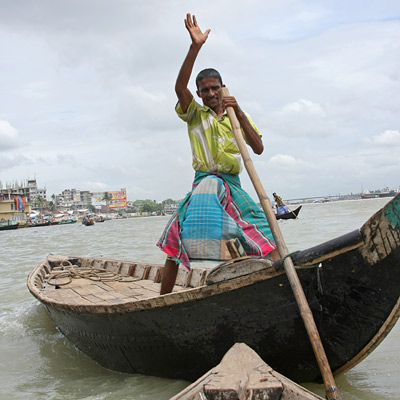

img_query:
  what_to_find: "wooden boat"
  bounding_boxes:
[276,205,302,220]
[27,194,400,383]
[59,218,78,225]
[26,221,51,228]
[0,222,19,231]
[171,343,323,400]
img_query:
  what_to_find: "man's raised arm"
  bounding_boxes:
[175,14,210,113]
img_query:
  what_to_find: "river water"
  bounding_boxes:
[1,197,399,399]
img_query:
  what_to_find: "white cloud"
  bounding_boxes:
[367,130,400,147]
[267,154,312,171]
[282,99,325,115]
[0,121,21,151]
[266,99,334,138]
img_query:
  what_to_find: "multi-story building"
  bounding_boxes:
[54,188,92,210]
[0,179,46,204]
[23,179,47,204]
[0,190,31,223]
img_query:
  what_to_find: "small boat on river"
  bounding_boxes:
[27,194,400,383]
[0,222,19,231]
[276,205,302,220]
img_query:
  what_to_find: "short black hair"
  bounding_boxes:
[195,68,223,89]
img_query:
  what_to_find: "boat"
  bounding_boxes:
[276,205,302,220]
[25,221,51,228]
[361,187,398,199]
[59,218,78,225]
[27,194,400,383]
[171,342,323,400]
[0,222,19,231]
[82,215,95,226]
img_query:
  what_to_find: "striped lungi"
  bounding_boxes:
[156,171,276,270]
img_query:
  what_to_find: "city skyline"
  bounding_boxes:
[2,176,398,204]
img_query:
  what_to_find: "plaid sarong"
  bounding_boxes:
[157,172,276,270]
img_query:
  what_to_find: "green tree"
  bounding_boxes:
[141,199,163,213]
[48,201,56,212]
[162,198,176,206]
[34,196,47,213]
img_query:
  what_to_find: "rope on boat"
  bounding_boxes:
[46,261,136,286]
[278,251,322,270]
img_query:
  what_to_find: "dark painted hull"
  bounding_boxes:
[28,195,400,383]
[361,191,397,199]
[0,223,19,230]
[276,206,302,220]
[26,222,51,228]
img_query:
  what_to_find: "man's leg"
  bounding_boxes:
[269,248,280,261]
[160,257,179,295]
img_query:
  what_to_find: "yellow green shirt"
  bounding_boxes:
[176,99,261,174]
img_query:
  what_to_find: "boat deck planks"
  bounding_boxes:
[44,277,164,304]
[41,259,199,307]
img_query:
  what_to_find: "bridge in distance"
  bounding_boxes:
[283,194,360,204]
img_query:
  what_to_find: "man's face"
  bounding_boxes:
[196,78,222,112]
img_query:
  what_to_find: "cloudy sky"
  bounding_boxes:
[1,1,399,202]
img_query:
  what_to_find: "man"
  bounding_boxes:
[273,192,290,215]
[157,14,277,294]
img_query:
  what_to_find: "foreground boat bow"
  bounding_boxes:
[27,195,400,383]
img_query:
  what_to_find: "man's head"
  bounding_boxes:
[195,68,223,89]
[196,68,224,112]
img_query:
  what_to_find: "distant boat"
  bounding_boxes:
[27,194,400,383]
[276,205,302,220]
[59,218,77,225]
[361,188,398,199]
[0,222,19,231]
[25,221,51,228]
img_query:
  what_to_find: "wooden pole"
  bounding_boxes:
[286,204,299,219]
[222,87,341,400]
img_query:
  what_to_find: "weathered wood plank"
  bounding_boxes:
[170,343,323,400]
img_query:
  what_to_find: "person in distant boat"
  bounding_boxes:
[157,13,278,295]
[273,193,290,215]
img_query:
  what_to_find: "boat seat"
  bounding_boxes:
[206,257,274,285]
[175,267,209,288]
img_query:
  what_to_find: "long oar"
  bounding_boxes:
[286,204,299,219]
[222,87,341,400]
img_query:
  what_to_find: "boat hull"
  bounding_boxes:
[0,223,19,230]
[276,206,302,220]
[41,251,400,382]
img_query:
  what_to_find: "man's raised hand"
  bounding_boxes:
[184,13,211,46]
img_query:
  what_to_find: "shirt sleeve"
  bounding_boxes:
[243,112,262,137]
[175,98,198,123]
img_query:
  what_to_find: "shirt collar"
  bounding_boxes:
[202,104,228,119]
